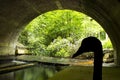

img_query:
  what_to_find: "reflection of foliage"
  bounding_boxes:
[15,65,57,80]
[18,10,112,57]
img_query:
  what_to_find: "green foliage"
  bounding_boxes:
[102,39,113,49]
[46,37,78,57]
[18,30,29,45]
[18,10,112,57]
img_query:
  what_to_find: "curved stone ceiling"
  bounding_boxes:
[0,0,120,65]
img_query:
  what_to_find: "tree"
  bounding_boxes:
[18,10,111,57]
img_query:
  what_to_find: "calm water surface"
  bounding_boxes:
[0,64,66,80]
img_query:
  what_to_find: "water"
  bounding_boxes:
[0,64,66,80]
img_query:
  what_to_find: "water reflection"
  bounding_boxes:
[0,64,65,80]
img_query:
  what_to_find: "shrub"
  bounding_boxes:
[102,39,113,49]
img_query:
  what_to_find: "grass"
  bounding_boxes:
[49,66,120,80]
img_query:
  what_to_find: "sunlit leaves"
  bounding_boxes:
[18,10,111,57]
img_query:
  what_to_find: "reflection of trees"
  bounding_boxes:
[14,65,58,80]
[14,70,24,80]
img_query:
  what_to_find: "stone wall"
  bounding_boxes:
[0,0,120,65]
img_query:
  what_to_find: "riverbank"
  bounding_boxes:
[0,55,117,75]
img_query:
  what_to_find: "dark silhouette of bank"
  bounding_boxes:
[72,36,103,80]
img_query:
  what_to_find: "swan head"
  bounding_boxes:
[72,36,102,58]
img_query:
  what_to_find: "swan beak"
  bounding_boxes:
[72,47,84,58]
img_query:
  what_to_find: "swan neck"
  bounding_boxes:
[93,50,103,80]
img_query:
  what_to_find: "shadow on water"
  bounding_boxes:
[0,64,66,80]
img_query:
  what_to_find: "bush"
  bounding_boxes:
[102,39,113,49]
[46,37,79,57]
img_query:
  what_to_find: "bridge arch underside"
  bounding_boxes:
[0,0,120,65]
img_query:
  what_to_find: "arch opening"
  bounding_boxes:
[17,9,114,63]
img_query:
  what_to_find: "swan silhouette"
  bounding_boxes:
[72,36,103,80]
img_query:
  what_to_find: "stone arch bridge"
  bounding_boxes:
[0,0,120,65]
